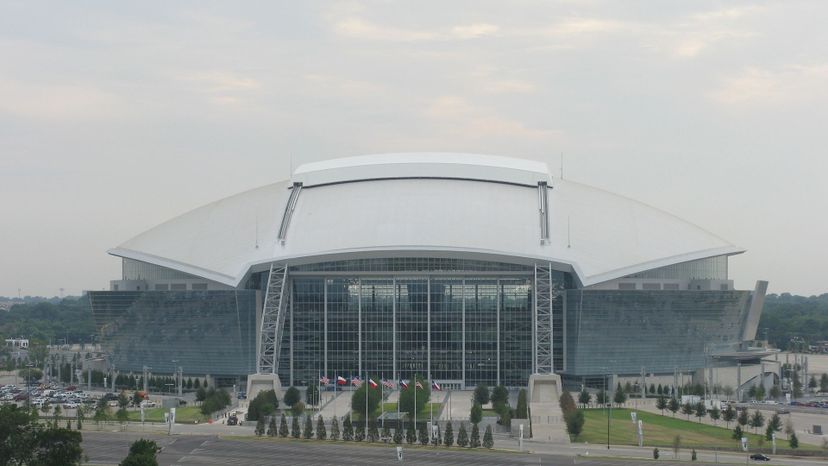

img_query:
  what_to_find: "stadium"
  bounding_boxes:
[89,153,769,396]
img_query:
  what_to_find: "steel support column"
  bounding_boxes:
[534,263,554,374]
[256,263,290,375]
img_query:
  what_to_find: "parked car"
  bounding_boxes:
[227,415,239,426]
[750,453,771,461]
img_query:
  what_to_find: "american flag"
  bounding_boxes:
[351,376,362,387]
[382,379,395,389]
[319,375,330,385]
[431,381,441,391]
[415,380,424,390]
[399,379,409,390]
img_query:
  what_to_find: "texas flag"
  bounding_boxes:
[336,376,347,385]
[399,379,409,390]
[415,380,424,390]
[368,378,378,389]
[431,381,442,391]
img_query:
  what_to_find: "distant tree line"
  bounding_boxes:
[760,293,828,350]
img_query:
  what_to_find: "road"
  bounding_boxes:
[81,431,717,465]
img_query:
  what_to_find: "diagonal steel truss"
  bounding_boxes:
[534,263,554,374]
[257,263,289,374]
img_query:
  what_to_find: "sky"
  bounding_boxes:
[0,0,826,297]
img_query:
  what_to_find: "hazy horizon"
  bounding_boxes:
[1,1,826,297]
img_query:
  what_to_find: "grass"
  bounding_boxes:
[578,408,819,451]
[126,406,207,423]
[379,402,442,416]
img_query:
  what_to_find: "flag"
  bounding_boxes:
[382,379,395,389]
[431,381,441,391]
[368,378,378,389]
[320,375,330,385]
[399,379,409,390]
[351,376,362,387]
[336,376,347,385]
[415,380,424,390]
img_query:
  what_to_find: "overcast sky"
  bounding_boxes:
[1,1,826,298]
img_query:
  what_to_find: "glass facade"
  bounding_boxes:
[283,270,534,388]
[88,290,257,376]
[563,289,750,376]
[623,256,728,281]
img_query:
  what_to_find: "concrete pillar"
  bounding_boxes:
[736,361,742,401]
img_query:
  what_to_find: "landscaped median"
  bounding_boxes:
[578,408,823,454]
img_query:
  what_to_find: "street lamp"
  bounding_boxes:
[25,362,34,409]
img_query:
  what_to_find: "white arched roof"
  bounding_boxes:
[109,153,744,287]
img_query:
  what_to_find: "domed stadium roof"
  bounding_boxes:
[109,153,743,287]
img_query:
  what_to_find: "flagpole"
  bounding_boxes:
[333,371,337,419]
[414,375,417,430]
[365,370,368,439]
[380,372,384,431]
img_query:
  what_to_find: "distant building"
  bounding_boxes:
[90,153,769,390]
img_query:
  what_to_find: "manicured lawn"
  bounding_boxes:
[126,406,207,423]
[379,402,442,417]
[579,408,812,451]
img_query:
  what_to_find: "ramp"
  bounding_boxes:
[528,374,570,443]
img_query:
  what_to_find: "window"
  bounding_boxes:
[170,284,186,291]
[154,284,169,291]
[642,283,661,290]
[720,284,729,291]
[618,283,636,290]
[663,283,680,291]
[191,283,208,290]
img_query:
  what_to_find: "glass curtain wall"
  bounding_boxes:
[282,271,534,387]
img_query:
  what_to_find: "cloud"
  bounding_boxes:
[0,78,123,120]
[173,71,261,106]
[711,64,828,106]
[332,17,498,42]
[424,95,560,141]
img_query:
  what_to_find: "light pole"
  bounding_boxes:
[26,362,34,409]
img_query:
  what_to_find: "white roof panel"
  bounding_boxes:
[109,153,744,287]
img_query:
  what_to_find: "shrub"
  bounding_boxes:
[457,423,469,447]
[283,386,300,407]
[473,384,490,406]
[483,425,494,449]
[443,422,454,446]
[470,423,480,448]
[246,390,279,421]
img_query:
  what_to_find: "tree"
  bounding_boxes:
[709,406,720,425]
[653,448,660,459]
[368,419,379,443]
[483,425,494,449]
[473,384,490,406]
[195,387,207,402]
[290,401,305,417]
[808,375,818,391]
[657,384,664,396]
[769,384,781,399]
[457,423,469,447]
[444,422,454,447]
[681,402,693,420]
[246,390,279,421]
[279,413,288,438]
[722,404,735,428]
[194,378,200,389]
[596,390,607,405]
[668,398,680,417]
[565,410,585,438]
[267,415,277,437]
[750,410,765,434]
[470,422,481,448]
[649,384,656,395]
[330,417,340,440]
[303,415,313,439]
[291,414,301,439]
[284,386,300,407]
[76,406,84,430]
[399,375,430,420]
[53,405,63,428]
[694,401,706,422]
[342,414,353,441]
[722,385,734,400]
[733,425,743,440]
[469,402,482,425]
[34,427,83,466]
[306,384,320,406]
[789,432,799,449]
[578,389,591,408]
[118,391,130,409]
[614,383,627,405]
[821,373,828,393]
[393,427,402,444]
[737,409,749,428]
[490,385,508,406]
[418,422,428,445]
[316,415,327,440]
[405,424,416,444]
[255,417,265,436]
[656,396,667,415]
[351,383,382,419]
[691,449,697,461]
[382,422,391,442]
[765,413,782,440]
[119,438,160,466]
[755,384,765,401]
[516,389,528,417]
[559,391,576,416]
[116,407,129,423]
